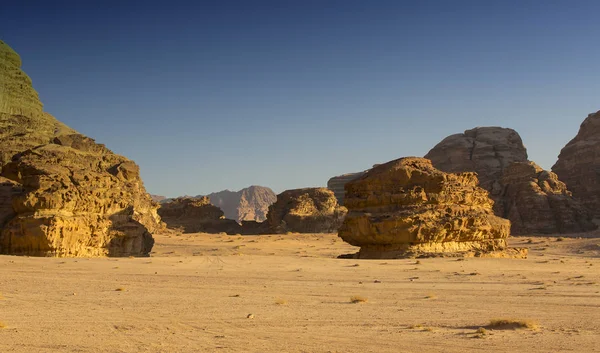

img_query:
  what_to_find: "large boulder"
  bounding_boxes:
[338,157,514,258]
[553,110,600,217]
[207,185,276,223]
[267,188,347,233]
[426,127,595,234]
[500,162,596,234]
[327,171,368,205]
[158,197,241,234]
[0,40,162,256]
[425,127,528,197]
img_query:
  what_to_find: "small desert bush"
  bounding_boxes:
[275,299,288,305]
[115,287,126,292]
[0,322,6,329]
[487,318,539,330]
[424,294,437,299]
[350,295,368,304]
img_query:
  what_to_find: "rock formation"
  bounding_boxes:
[425,127,528,196]
[0,40,162,256]
[267,188,347,233]
[158,197,241,234]
[150,194,167,203]
[426,126,595,234]
[553,110,600,217]
[338,157,515,258]
[500,162,596,234]
[207,186,276,223]
[327,171,367,205]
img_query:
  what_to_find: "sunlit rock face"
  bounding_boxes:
[267,188,347,234]
[338,157,513,258]
[0,40,162,257]
[426,126,594,235]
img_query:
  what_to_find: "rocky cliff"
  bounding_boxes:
[267,188,347,233]
[338,157,515,258]
[500,162,596,234]
[0,40,162,256]
[552,110,600,217]
[207,185,276,223]
[158,197,241,234]
[426,126,595,234]
[327,171,367,205]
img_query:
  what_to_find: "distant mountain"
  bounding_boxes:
[207,186,276,223]
[150,194,167,203]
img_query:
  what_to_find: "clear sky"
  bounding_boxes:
[2,0,599,197]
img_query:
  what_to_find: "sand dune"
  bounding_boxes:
[0,233,598,352]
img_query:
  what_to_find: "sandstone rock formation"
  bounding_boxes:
[425,127,528,196]
[267,188,347,233]
[0,40,162,256]
[207,186,276,223]
[500,162,596,234]
[426,126,595,234]
[158,197,241,234]
[150,194,167,203]
[553,110,600,217]
[327,171,367,205]
[338,157,514,258]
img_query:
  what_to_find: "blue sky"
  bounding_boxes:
[2,0,599,196]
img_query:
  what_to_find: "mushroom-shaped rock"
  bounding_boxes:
[338,157,514,258]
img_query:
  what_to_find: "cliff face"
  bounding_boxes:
[0,40,162,256]
[553,110,600,217]
[426,126,595,235]
[207,185,276,223]
[327,171,367,205]
[338,157,513,258]
[158,197,241,234]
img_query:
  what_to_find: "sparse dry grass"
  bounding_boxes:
[350,295,368,304]
[115,287,126,292]
[424,294,437,299]
[0,322,6,329]
[487,318,539,330]
[275,299,288,305]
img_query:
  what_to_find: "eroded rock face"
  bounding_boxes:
[425,127,528,197]
[0,40,162,256]
[338,157,512,258]
[426,127,594,234]
[327,171,367,205]
[158,197,241,234]
[208,186,276,223]
[500,162,596,234]
[553,110,600,217]
[267,188,347,233]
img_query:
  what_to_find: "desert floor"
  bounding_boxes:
[1,232,599,353]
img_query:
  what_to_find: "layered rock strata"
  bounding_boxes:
[553,110,600,217]
[327,171,367,205]
[426,126,595,234]
[207,186,276,223]
[338,157,515,258]
[267,188,347,233]
[500,162,596,234]
[0,40,161,256]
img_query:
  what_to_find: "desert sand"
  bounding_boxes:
[1,233,599,353]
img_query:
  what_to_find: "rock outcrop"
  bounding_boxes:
[327,171,367,205]
[426,126,595,234]
[500,162,596,234]
[553,110,600,217]
[207,186,276,223]
[158,197,241,234]
[267,188,347,233]
[425,127,528,197]
[338,157,515,258]
[0,40,162,256]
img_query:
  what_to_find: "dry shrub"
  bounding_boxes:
[487,318,539,330]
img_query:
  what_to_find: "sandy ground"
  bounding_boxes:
[0,232,599,353]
